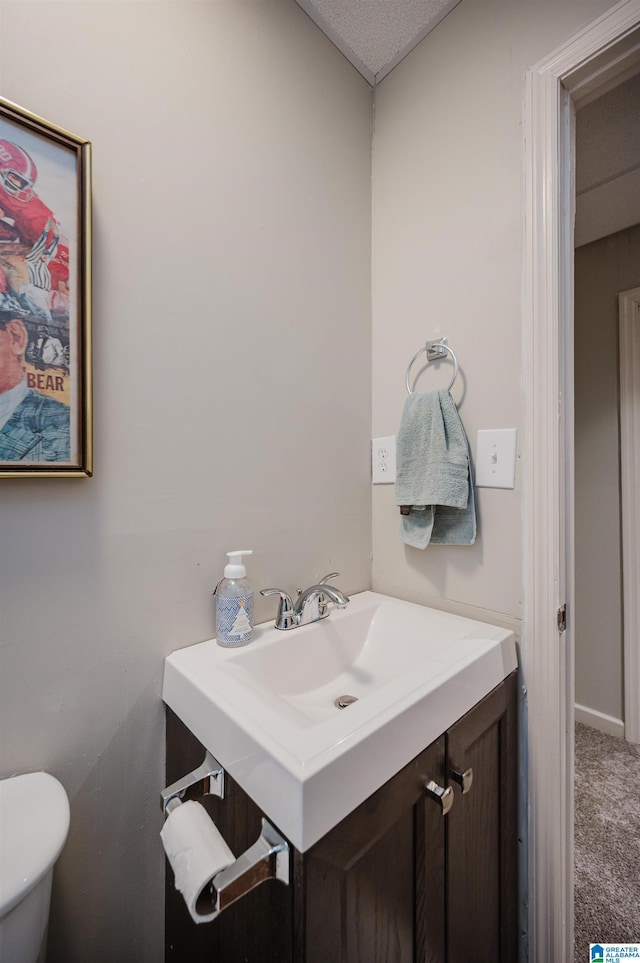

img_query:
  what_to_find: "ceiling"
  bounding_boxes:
[295,0,462,85]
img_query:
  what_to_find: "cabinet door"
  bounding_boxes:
[445,673,518,963]
[302,737,446,963]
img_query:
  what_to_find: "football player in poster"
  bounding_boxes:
[0,131,74,462]
[0,307,70,462]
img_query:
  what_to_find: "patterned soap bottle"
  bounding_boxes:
[214,550,254,647]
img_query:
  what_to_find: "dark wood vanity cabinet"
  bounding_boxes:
[165,671,518,963]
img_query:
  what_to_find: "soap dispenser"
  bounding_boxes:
[214,550,254,647]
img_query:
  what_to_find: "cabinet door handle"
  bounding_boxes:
[449,766,473,794]
[425,779,454,815]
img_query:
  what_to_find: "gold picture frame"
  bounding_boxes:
[0,97,92,477]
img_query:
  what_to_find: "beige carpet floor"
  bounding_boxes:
[574,722,640,961]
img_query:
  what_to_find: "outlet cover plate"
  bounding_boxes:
[372,436,396,484]
[475,429,517,489]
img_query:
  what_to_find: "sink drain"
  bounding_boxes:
[334,694,358,709]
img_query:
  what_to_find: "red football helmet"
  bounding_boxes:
[0,140,38,202]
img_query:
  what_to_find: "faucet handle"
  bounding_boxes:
[260,589,295,631]
[318,572,340,584]
[317,573,340,617]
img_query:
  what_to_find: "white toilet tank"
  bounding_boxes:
[0,772,70,963]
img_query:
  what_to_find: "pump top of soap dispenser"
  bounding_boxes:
[224,550,253,579]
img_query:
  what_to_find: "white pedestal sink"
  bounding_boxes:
[162,591,517,851]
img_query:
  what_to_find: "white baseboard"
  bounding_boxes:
[574,703,625,738]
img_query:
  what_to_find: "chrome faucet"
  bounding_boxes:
[260,573,349,631]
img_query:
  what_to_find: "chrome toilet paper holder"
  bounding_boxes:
[210,817,289,915]
[161,750,225,813]
[161,750,290,916]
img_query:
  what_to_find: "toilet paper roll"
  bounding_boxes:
[160,800,235,924]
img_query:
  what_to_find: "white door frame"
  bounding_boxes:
[620,287,640,744]
[524,3,640,961]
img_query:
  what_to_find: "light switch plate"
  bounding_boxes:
[372,436,396,484]
[475,429,517,489]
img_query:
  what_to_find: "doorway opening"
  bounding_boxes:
[524,2,640,960]
[573,95,640,944]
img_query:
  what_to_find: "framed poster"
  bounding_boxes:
[0,97,92,477]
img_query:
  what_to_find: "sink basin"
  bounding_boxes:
[223,598,508,725]
[163,591,517,851]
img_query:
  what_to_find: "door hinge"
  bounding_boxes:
[557,604,567,633]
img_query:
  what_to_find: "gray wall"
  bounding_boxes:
[574,224,640,724]
[370,0,616,635]
[0,3,372,960]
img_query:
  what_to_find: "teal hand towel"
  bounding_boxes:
[395,389,476,549]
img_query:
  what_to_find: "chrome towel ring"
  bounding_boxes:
[405,338,459,395]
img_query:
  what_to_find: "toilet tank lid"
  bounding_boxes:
[0,771,70,917]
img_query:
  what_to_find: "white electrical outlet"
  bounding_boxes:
[475,429,517,488]
[372,436,396,484]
